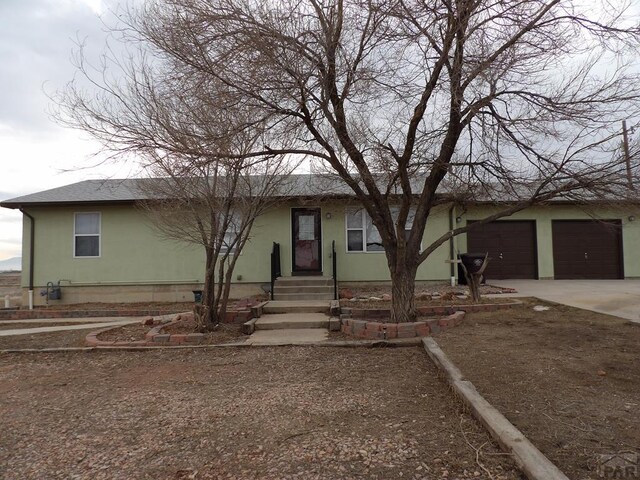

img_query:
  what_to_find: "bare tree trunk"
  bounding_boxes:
[466,272,481,303]
[389,265,418,323]
[219,262,234,321]
[195,249,217,332]
[460,254,489,304]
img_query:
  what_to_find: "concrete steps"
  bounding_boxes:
[273,292,334,301]
[272,276,335,301]
[245,300,339,344]
[244,328,329,345]
[254,313,330,330]
[263,300,331,315]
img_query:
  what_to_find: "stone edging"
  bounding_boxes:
[422,337,570,480]
[341,311,465,340]
[85,304,267,347]
[86,313,209,347]
[342,299,520,319]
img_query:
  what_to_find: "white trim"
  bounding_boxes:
[73,212,101,258]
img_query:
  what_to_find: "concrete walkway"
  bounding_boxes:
[247,312,331,344]
[492,279,640,323]
[0,318,142,337]
[245,328,329,345]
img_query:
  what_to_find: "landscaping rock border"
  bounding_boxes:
[86,303,268,347]
[341,299,520,320]
[340,311,465,339]
[85,315,177,347]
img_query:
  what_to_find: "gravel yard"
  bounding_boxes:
[0,329,89,350]
[0,347,523,480]
[436,299,640,479]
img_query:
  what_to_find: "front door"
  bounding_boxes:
[292,208,322,275]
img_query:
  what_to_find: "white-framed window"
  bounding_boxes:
[74,212,101,258]
[219,214,241,254]
[220,231,237,254]
[346,207,415,253]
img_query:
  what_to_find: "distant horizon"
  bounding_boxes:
[0,255,21,267]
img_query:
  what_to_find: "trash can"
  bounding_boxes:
[458,253,488,285]
[192,290,203,303]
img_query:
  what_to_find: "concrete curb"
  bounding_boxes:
[0,337,423,354]
[422,337,569,480]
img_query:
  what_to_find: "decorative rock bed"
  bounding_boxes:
[339,300,520,339]
[345,300,520,319]
[86,302,268,347]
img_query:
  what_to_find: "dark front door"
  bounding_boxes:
[552,220,623,279]
[467,220,538,279]
[292,208,322,274]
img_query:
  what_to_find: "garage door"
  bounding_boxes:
[552,220,623,279]
[466,221,538,279]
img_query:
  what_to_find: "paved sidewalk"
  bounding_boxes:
[0,318,141,337]
[245,328,329,345]
[492,279,640,323]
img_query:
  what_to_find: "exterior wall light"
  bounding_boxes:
[628,215,636,222]
[325,212,332,219]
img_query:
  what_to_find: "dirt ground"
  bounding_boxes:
[341,282,515,299]
[96,323,155,342]
[0,322,81,330]
[436,298,640,479]
[28,301,196,311]
[0,329,89,350]
[0,272,21,307]
[163,318,247,344]
[98,320,247,345]
[0,347,523,480]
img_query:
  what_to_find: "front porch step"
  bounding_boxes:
[254,313,329,330]
[275,285,334,294]
[274,276,333,287]
[272,276,336,301]
[263,300,330,315]
[273,293,334,301]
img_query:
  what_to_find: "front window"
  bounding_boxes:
[74,212,101,257]
[219,214,241,254]
[346,207,415,253]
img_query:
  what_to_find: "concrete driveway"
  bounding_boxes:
[492,279,640,323]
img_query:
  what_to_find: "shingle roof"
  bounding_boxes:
[0,179,152,208]
[2,174,636,209]
[0,175,356,208]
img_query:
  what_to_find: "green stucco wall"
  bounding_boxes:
[455,205,640,279]
[19,201,640,292]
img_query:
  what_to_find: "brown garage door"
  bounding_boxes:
[467,221,538,279]
[552,220,623,279]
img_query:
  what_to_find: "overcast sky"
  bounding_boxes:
[0,0,138,261]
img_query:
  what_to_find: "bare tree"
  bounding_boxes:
[139,154,293,331]
[54,11,299,331]
[58,0,640,322]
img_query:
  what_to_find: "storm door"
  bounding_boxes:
[291,208,322,274]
